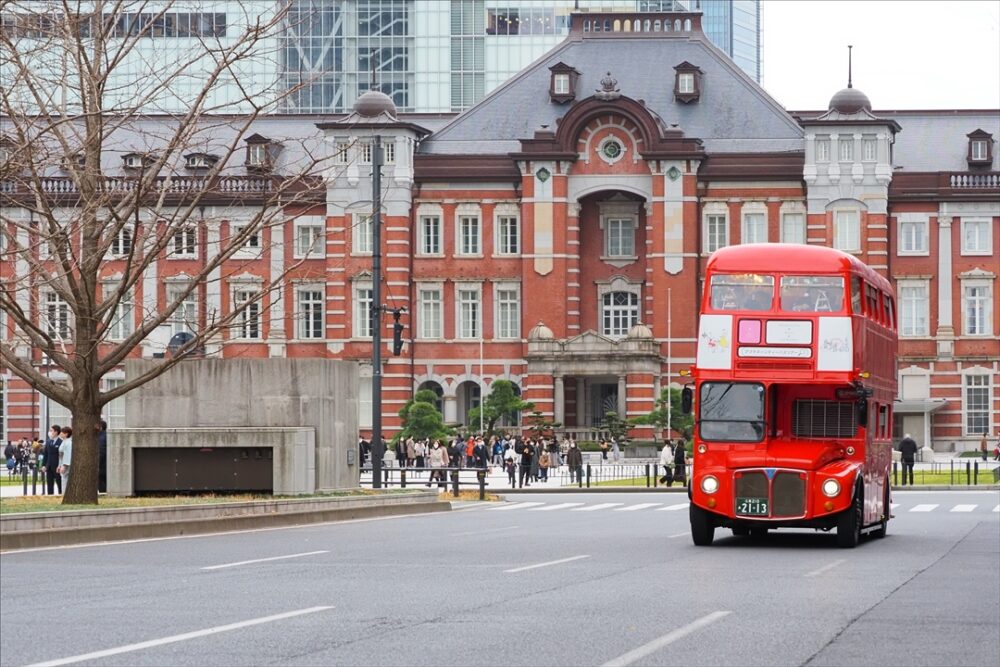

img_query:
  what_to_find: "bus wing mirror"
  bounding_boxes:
[681,386,693,415]
[857,398,868,428]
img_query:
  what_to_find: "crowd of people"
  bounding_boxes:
[3,421,108,494]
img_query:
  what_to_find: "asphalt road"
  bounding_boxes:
[1,490,997,667]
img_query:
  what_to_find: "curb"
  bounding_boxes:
[0,492,449,551]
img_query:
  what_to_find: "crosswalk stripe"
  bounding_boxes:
[571,503,625,512]
[890,503,900,510]
[616,503,663,512]
[950,504,977,512]
[656,503,690,511]
[910,504,938,512]
[994,505,1000,513]
[487,502,546,511]
[529,503,584,511]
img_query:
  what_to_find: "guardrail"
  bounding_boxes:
[360,466,490,499]
[893,459,999,486]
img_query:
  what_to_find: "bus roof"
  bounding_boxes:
[706,244,892,293]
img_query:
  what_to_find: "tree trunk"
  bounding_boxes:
[63,390,101,505]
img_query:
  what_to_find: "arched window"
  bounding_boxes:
[602,292,639,338]
[613,19,621,32]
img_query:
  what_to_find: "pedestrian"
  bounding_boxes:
[519,440,534,488]
[492,437,504,468]
[473,437,489,469]
[505,456,517,488]
[659,440,674,486]
[414,439,426,468]
[4,440,15,478]
[611,437,621,463]
[539,449,550,481]
[396,439,407,468]
[43,425,62,494]
[406,437,416,468]
[994,430,1000,462]
[673,439,687,487]
[56,426,73,491]
[97,419,108,494]
[566,439,583,484]
[600,439,609,461]
[428,440,448,488]
[979,432,988,462]
[530,439,541,482]
[898,433,917,486]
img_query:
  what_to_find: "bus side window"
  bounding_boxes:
[851,276,863,315]
[886,296,896,330]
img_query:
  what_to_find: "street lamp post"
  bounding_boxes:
[667,287,672,438]
[370,135,383,488]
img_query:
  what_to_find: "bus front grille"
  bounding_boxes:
[772,471,806,517]
[734,471,768,500]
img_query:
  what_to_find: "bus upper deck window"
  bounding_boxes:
[780,276,845,312]
[851,276,863,314]
[710,274,774,311]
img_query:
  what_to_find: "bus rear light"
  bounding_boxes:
[701,475,720,494]
[824,501,834,512]
[822,479,841,497]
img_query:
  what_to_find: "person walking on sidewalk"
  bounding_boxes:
[673,440,688,487]
[979,433,989,462]
[899,433,917,486]
[56,427,73,491]
[43,425,63,495]
[567,440,583,484]
[519,440,535,488]
[659,440,674,486]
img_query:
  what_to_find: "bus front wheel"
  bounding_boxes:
[836,485,863,548]
[691,504,716,546]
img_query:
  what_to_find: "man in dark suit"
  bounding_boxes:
[899,434,918,486]
[43,424,62,495]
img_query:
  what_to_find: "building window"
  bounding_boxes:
[232,289,261,340]
[967,129,994,165]
[458,215,480,255]
[43,292,71,339]
[419,216,441,255]
[353,214,373,255]
[781,213,805,244]
[418,287,442,339]
[961,218,991,255]
[354,285,373,339]
[741,212,766,244]
[863,137,877,162]
[838,138,854,161]
[457,287,481,339]
[602,291,639,338]
[103,378,126,429]
[247,143,268,169]
[358,376,372,429]
[360,141,395,165]
[963,282,992,336]
[703,213,728,253]
[184,153,218,170]
[548,62,579,104]
[970,140,988,161]
[816,137,830,162]
[496,215,520,255]
[833,210,860,252]
[230,223,261,254]
[171,227,197,258]
[673,61,703,103]
[295,220,324,258]
[166,283,197,335]
[296,288,324,340]
[553,73,569,94]
[109,226,132,257]
[898,218,928,255]
[335,142,350,165]
[605,218,635,257]
[104,285,133,341]
[963,374,990,436]
[677,72,695,94]
[495,285,520,340]
[898,282,929,337]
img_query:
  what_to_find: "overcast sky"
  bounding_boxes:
[760,0,1000,110]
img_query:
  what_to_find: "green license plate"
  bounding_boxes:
[736,497,769,516]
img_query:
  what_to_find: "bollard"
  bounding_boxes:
[892,461,897,487]
[966,460,971,486]
[974,461,979,486]
[645,463,650,488]
[22,467,28,495]
[32,468,38,495]
[586,463,591,489]
[478,469,486,501]
[452,469,460,497]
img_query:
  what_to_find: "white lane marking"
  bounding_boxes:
[25,606,334,667]
[450,526,519,537]
[667,532,689,539]
[504,554,590,574]
[529,503,585,511]
[804,559,846,578]
[202,550,328,571]
[600,611,732,667]
[910,504,939,512]
[890,503,900,510]
[994,505,1000,513]
[656,503,690,511]
[950,504,977,512]
[616,503,663,512]
[486,502,546,511]
[571,503,625,512]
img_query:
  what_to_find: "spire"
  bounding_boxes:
[847,45,853,89]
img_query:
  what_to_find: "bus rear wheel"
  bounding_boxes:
[836,485,863,548]
[691,504,716,546]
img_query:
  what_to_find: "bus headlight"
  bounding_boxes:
[822,479,841,497]
[700,475,719,494]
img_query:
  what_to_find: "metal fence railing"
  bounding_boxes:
[893,460,999,486]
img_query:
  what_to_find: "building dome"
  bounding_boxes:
[828,86,872,114]
[627,322,653,339]
[353,90,397,118]
[528,321,555,341]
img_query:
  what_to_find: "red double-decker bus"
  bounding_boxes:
[682,244,898,547]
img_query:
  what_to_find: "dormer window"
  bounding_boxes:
[548,62,580,104]
[184,153,218,170]
[673,61,703,104]
[967,129,993,167]
[245,133,281,172]
[122,153,154,170]
[62,153,86,171]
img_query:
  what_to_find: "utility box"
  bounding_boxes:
[133,447,273,494]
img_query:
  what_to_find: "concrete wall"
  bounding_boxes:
[108,427,315,496]
[125,359,358,490]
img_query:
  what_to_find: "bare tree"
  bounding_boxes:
[0,0,337,504]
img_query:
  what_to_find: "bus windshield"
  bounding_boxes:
[699,382,765,442]
[779,276,845,312]
[710,274,774,311]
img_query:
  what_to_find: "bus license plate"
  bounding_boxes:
[736,497,769,516]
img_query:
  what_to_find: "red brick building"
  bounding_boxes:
[2,11,997,452]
